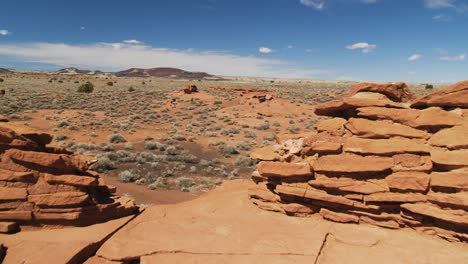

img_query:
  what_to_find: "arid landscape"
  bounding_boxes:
[1,67,467,263]
[1,0,468,263]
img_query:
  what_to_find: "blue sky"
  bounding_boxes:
[0,0,467,82]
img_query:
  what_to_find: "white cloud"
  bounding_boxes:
[123,39,142,45]
[424,0,455,9]
[299,0,379,10]
[305,48,319,53]
[0,42,330,78]
[346,42,377,53]
[0,29,11,36]
[287,44,294,49]
[259,47,273,54]
[408,54,422,61]
[80,26,86,30]
[440,54,465,61]
[300,0,325,10]
[424,0,467,12]
[432,13,451,21]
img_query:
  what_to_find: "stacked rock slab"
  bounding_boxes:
[0,119,137,232]
[249,81,468,242]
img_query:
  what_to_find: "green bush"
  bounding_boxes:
[77,81,94,93]
[108,133,127,144]
[425,84,434,90]
[128,86,135,92]
[107,81,114,86]
[0,78,4,82]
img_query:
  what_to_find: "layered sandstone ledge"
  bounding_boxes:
[249,81,468,243]
[0,120,138,232]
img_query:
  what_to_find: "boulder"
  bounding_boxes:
[257,162,312,179]
[350,82,413,102]
[345,118,430,139]
[0,221,19,233]
[411,80,468,109]
[183,85,198,94]
[385,172,430,193]
[314,154,393,173]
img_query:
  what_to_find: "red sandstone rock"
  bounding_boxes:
[392,154,433,172]
[345,118,430,139]
[401,203,468,228]
[308,177,388,194]
[385,172,430,193]
[282,203,318,216]
[427,192,468,210]
[320,208,359,223]
[43,173,98,187]
[343,137,429,155]
[350,82,414,102]
[248,183,277,202]
[249,145,280,161]
[429,126,468,150]
[0,169,36,182]
[0,222,19,233]
[314,118,347,132]
[314,154,393,173]
[364,193,427,203]
[430,170,468,191]
[314,96,404,117]
[28,192,90,208]
[183,84,198,94]
[0,149,87,174]
[431,149,468,167]
[0,211,32,221]
[0,187,27,201]
[257,162,312,178]
[357,106,464,129]
[411,80,468,108]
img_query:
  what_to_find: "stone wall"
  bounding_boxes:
[0,121,137,232]
[249,81,468,242]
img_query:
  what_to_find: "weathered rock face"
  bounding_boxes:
[0,123,137,233]
[183,84,198,94]
[249,81,468,243]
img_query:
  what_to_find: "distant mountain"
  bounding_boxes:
[0,68,12,73]
[52,67,110,76]
[115,67,215,79]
